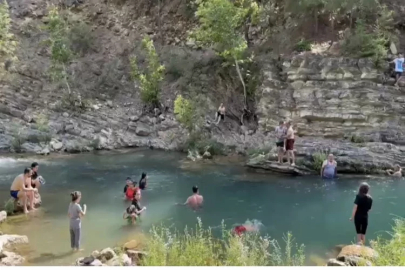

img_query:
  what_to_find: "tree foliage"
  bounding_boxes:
[0,0,18,78]
[174,95,196,131]
[130,36,165,107]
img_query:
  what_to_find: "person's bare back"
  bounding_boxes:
[187,194,203,209]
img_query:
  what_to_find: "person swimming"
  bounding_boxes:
[124,192,146,224]
[386,164,402,178]
[177,186,203,210]
[125,181,138,201]
[123,177,132,194]
[232,220,261,236]
[321,154,337,179]
[139,172,147,190]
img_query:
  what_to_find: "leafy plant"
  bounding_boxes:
[35,113,50,132]
[130,36,165,107]
[11,128,27,153]
[311,151,327,171]
[68,22,94,55]
[0,0,18,78]
[174,95,196,131]
[142,218,305,266]
[294,38,312,52]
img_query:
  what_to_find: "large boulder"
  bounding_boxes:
[99,248,116,261]
[135,124,151,137]
[327,258,346,266]
[246,160,313,176]
[336,245,377,266]
[0,251,25,266]
[0,234,29,251]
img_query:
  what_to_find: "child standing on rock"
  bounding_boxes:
[68,191,87,251]
[350,183,372,245]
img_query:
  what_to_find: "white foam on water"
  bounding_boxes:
[0,157,57,167]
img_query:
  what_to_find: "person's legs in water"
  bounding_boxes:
[70,229,76,250]
[27,190,35,210]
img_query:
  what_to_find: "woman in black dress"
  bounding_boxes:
[350,182,373,245]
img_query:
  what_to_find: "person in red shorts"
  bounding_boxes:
[284,120,295,166]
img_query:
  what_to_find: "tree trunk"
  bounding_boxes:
[234,58,248,125]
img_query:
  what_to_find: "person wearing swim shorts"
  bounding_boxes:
[391,53,404,87]
[177,186,203,210]
[321,154,337,179]
[10,168,36,214]
[350,182,372,245]
[275,121,286,163]
[386,164,402,178]
[284,120,295,166]
[215,103,226,125]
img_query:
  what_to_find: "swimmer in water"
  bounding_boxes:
[177,186,203,210]
[139,172,147,190]
[233,223,260,236]
[321,154,337,179]
[124,192,146,224]
[123,177,132,194]
[386,164,402,178]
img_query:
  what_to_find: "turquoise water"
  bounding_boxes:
[0,150,403,265]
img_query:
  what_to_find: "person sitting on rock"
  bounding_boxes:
[321,154,337,179]
[386,164,402,178]
[10,168,37,214]
[30,162,45,190]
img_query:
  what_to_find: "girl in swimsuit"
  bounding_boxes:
[125,181,138,201]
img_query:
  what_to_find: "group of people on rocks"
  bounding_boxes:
[9,162,44,214]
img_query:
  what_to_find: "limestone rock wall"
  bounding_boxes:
[257,54,405,144]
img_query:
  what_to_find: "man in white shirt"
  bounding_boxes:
[391,54,404,87]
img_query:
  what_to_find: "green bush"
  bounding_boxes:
[35,113,49,132]
[69,22,94,55]
[294,39,312,52]
[184,132,227,156]
[142,219,305,266]
[350,134,365,143]
[4,198,15,215]
[130,36,165,107]
[11,128,27,153]
[371,218,405,266]
[311,151,327,171]
[174,95,196,131]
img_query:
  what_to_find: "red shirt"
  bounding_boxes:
[233,225,247,236]
[126,187,140,200]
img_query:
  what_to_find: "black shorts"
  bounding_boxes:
[354,216,368,235]
[396,72,403,77]
[217,112,224,120]
[276,141,284,147]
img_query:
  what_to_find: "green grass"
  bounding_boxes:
[141,218,305,266]
[371,218,405,266]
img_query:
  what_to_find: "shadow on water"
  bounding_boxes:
[27,251,74,265]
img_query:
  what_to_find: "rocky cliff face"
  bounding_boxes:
[1,0,405,174]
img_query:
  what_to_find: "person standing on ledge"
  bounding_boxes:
[177,186,203,210]
[214,103,226,125]
[275,121,286,163]
[350,182,372,245]
[391,53,404,87]
[321,154,337,179]
[284,120,295,166]
[10,168,36,214]
[68,191,87,252]
[386,164,402,178]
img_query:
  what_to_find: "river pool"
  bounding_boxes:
[0,150,403,265]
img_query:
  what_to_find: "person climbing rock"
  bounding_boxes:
[215,103,226,125]
[275,121,286,163]
[321,154,337,179]
[68,191,87,252]
[391,53,404,87]
[350,182,372,245]
[386,164,402,178]
[284,120,296,166]
[10,168,36,214]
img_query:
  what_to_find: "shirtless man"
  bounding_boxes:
[284,121,295,166]
[386,164,402,178]
[215,103,226,125]
[177,186,203,210]
[10,168,37,213]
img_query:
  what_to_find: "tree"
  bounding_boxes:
[0,0,18,78]
[130,36,165,108]
[174,95,196,131]
[192,0,258,124]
